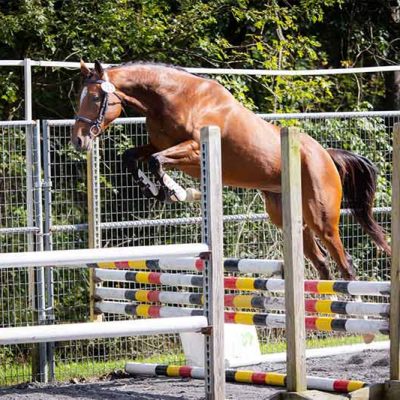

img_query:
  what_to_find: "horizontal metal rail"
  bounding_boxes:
[0,60,25,66]
[2,207,392,236]
[50,214,268,232]
[0,243,209,269]
[99,213,268,230]
[260,110,400,119]
[0,227,40,235]
[2,59,400,76]
[48,206,390,233]
[50,223,89,232]
[0,120,36,126]
[44,110,400,128]
[46,117,146,127]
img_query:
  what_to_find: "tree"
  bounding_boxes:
[0,0,398,120]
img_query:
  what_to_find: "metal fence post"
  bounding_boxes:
[25,120,35,306]
[25,121,37,378]
[87,139,102,321]
[42,120,55,380]
[32,121,49,382]
[200,126,225,400]
[24,58,41,381]
[24,58,32,120]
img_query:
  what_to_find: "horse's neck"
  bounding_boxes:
[108,66,165,115]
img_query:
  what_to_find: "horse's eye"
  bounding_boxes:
[92,95,101,102]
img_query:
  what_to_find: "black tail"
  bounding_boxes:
[327,148,391,255]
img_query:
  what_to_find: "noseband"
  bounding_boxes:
[75,78,123,138]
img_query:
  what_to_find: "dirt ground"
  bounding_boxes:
[0,349,389,400]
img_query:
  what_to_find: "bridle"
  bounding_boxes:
[75,78,124,138]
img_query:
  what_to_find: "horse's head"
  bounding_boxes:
[72,60,123,151]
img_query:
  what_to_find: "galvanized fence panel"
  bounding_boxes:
[42,112,397,382]
[1,112,398,385]
[0,120,46,384]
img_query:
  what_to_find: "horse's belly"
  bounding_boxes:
[175,151,281,191]
[219,140,282,191]
[221,168,281,191]
[174,163,279,192]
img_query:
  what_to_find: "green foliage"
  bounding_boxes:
[0,0,398,119]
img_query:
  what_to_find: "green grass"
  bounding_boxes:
[261,334,388,354]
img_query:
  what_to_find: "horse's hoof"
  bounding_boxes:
[122,149,139,175]
[149,155,163,176]
[136,169,160,198]
[185,188,202,202]
[122,148,136,163]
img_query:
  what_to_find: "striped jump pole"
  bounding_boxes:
[0,243,209,269]
[94,269,391,296]
[90,257,283,276]
[95,302,389,335]
[95,287,390,317]
[125,363,366,393]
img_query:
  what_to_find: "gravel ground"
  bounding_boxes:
[0,349,389,400]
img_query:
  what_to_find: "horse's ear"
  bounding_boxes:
[80,59,91,77]
[94,60,104,78]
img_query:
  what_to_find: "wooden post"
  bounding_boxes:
[200,126,225,400]
[390,122,400,380]
[372,122,400,400]
[281,127,307,393]
[87,141,102,322]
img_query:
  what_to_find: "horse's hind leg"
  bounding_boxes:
[302,187,356,281]
[263,191,332,279]
[302,228,333,280]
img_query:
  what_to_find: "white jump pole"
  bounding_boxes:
[0,243,209,269]
[0,316,208,345]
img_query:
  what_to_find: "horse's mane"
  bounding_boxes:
[108,61,190,74]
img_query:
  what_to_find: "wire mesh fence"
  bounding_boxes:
[0,112,398,385]
[0,121,44,384]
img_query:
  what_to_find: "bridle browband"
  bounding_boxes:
[75,78,124,138]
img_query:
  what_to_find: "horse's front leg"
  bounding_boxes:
[122,144,163,200]
[148,140,202,203]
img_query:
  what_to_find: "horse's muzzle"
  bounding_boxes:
[72,133,93,152]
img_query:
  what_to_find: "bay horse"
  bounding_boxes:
[73,60,390,281]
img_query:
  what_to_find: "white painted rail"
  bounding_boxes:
[0,317,208,345]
